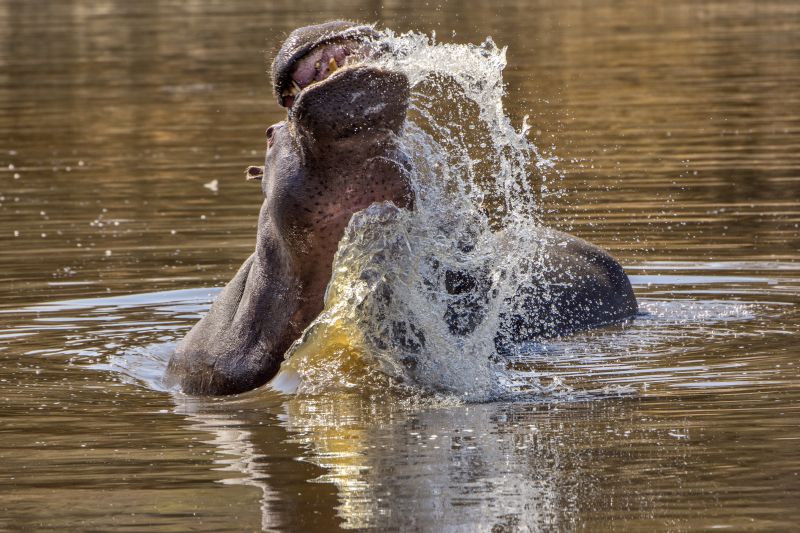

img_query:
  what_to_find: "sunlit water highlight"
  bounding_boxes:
[3,263,796,529]
[275,29,580,401]
[2,3,799,530]
[1,264,787,399]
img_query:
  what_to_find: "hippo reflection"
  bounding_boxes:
[165,21,637,395]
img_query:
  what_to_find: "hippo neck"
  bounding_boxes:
[163,218,303,395]
[288,136,413,327]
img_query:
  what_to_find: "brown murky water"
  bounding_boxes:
[1,0,799,531]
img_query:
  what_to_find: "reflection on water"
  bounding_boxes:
[2,264,798,530]
[1,0,799,531]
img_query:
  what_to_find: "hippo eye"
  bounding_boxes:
[266,126,276,149]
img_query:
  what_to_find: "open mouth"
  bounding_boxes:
[278,38,369,109]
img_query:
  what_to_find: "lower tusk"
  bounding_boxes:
[328,57,339,73]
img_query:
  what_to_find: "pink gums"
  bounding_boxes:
[291,43,353,89]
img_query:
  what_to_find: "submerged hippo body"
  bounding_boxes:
[165,21,637,395]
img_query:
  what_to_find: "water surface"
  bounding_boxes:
[1,1,799,531]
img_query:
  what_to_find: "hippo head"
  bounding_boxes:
[165,21,412,395]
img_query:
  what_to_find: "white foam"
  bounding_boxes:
[276,30,564,401]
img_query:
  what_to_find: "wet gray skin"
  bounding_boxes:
[165,21,637,396]
[165,21,412,395]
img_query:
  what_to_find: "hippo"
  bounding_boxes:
[165,21,637,395]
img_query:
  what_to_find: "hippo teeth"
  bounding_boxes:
[280,39,366,107]
[327,57,339,74]
[282,63,341,101]
[281,81,302,98]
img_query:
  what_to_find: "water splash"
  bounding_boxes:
[275,29,571,401]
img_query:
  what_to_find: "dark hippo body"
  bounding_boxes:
[165,21,637,395]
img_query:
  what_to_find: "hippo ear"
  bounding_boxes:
[292,66,409,144]
[245,166,264,181]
